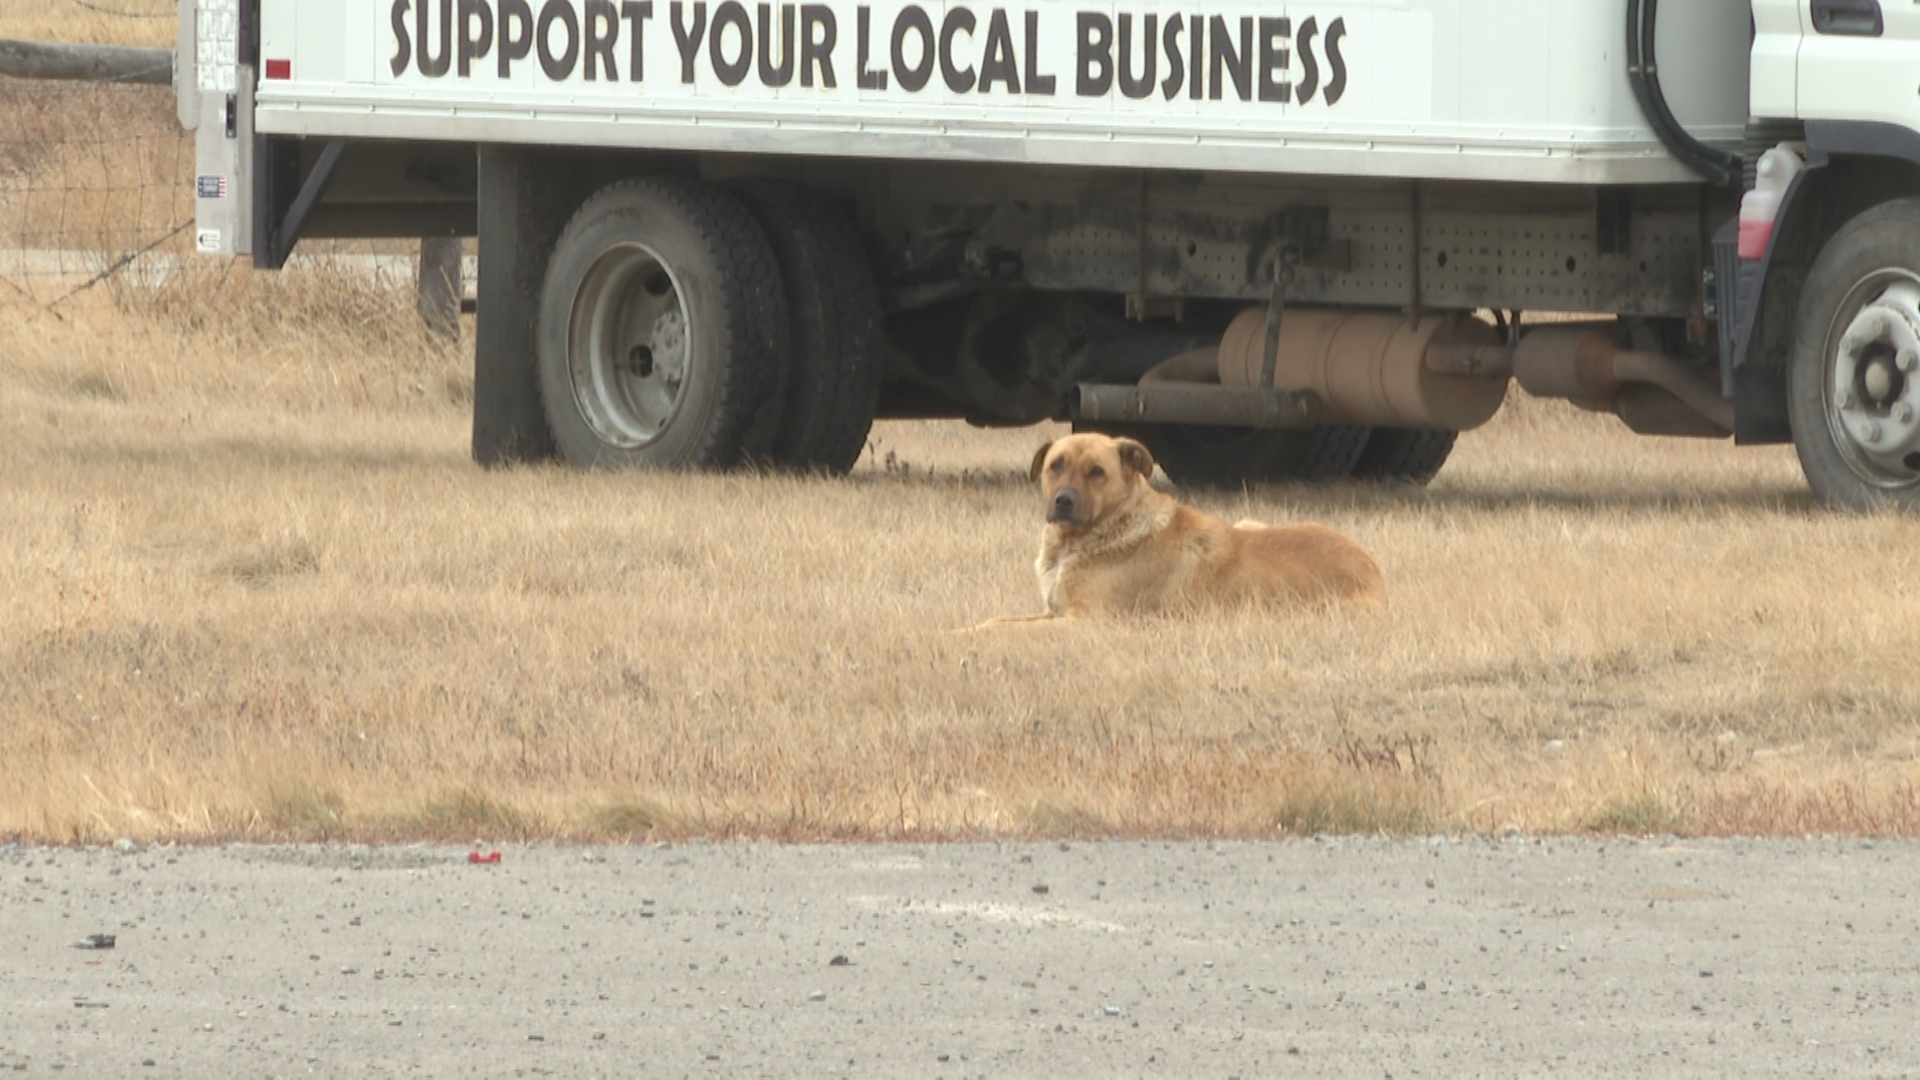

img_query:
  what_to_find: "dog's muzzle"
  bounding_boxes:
[1047,488,1079,525]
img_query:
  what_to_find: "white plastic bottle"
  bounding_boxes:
[1738,144,1806,260]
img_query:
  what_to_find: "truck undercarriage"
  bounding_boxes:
[183,0,1920,509]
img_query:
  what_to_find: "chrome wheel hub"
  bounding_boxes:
[569,243,691,450]
[1829,277,1920,486]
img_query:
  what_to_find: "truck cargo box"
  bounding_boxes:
[236,0,1750,185]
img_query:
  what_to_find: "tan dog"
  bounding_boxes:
[1005,433,1385,619]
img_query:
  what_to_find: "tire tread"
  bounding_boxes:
[731,179,883,473]
[1351,428,1458,485]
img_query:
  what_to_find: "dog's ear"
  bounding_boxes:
[1115,438,1154,481]
[1029,440,1055,484]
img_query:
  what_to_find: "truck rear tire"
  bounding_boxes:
[1788,199,1920,512]
[535,177,789,470]
[1351,427,1458,485]
[1095,423,1369,488]
[730,180,883,474]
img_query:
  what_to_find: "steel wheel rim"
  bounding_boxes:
[1822,270,1920,491]
[567,242,691,450]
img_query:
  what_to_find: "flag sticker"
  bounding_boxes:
[197,175,228,199]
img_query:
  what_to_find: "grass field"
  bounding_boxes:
[6,270,1919,844]
[0,2,176,49]
[3,39,1919,844]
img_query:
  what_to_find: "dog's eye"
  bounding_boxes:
[1048,460,1064,475]
[1086,465,1106,480]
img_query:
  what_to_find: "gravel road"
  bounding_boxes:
[3,837,1916,1078]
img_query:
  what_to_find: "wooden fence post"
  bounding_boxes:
[0,39,171,85]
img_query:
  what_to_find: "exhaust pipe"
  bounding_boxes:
[1073,307,1510,430]
[1071,312,1731,438]
[1512,327,1732,435]
[1216,307,1508,430]
[1071,380,1327,428]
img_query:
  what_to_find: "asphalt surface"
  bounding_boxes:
[3,837,1916,1078]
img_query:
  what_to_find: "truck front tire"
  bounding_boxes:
[536,177,790,470]
[1788,199,1920,512]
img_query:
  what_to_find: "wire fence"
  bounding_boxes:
[2,3,466,330]
[0,1,188,306]
[0,78,193,306]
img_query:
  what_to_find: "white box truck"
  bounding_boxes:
[177,0,1920,510]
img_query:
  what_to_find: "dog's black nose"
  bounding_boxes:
[1048,489,1077,523]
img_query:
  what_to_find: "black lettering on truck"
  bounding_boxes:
[1256,16,1289,103]
[710,1,751,86]
[1188,12,1203,98]
[1207,15,1248,101]
[1158,13,1182,100]
[1117,13,1154,99]
[799,5,835,88]
[890,6,935,93]
[391,0,412,76]
[1323,17,1347,105]
[757,4,795,87]
[623,2,654,80]
[396,0,452,78]
[381,0,1344,103]
[426,0,457,77]
[856,6,886,89]
[938,6,975,94]
[583,0,619,80]
[1294,15,1319,103]
[499,0,534,77]
[671,1,706,83]
[977,9,1018,94]
[458,0,494,77]
[1076,12,1110,97]
[1023,10,1055,95]
[537,0,580,80]
[1290,14,1351,103]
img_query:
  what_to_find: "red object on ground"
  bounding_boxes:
[468,850,501,865]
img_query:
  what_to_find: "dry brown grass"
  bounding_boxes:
[0,2,177,50]
[6,271,1919,845]
[3,46,1918,844]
